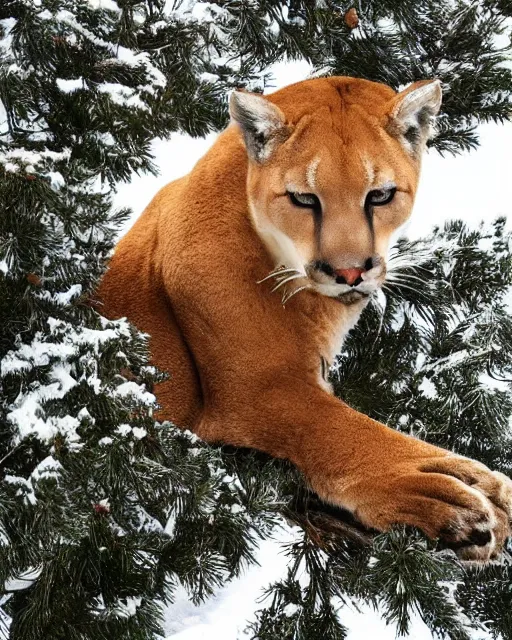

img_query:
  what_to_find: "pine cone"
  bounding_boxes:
[93,502,110,515]
[26,273,42,286]
[344,7,359,29]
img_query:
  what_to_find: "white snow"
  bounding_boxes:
[161,526,451,640]
[199,72,219,83]
[56,77,86,93]
[116,424,133,436]
[423,349,475,373]
[282,603,299,617]
[6,387,81,443]
[477,237,495,252]
[3,475,37,506]
[163,526,295,638]
[46,171,65,189]
[0,97,7,137]
[78,407,94,422]
[132,427,147,439]
[114,381,156,405]
[0,18,16,58]
[0,147,70,171]
[50,10,166,93]
[114,596,142,619]
[116,47,166,88]
[87,0,120,12]
[4,567,42,593]
[53,284,83,305]
[48,316,131,350]
[0,314,152,448]
[97,82,148,110]
[1,334,75,375]
[31,456,62,482]
[478,373,511,393]
[189,2,229,23]
[418,376,437,398]
[389,309,406,331]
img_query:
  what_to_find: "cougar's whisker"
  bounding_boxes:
[281,285,309,305]
[369,293,386,351]
[383,280,421,295]
[257,267,303,284]
[386,272,432,286]
[270,273,304,293]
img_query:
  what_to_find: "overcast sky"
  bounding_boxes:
[115,60,512,242]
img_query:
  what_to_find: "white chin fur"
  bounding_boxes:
[313,281,351,297]
[311,280,378,299]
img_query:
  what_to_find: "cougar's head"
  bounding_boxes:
[230,77,441,304]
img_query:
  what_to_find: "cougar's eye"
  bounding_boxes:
[366,187,396,206]
[288,191,321,210]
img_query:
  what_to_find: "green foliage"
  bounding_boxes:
[2,423,284,639]
[0,1,288,636]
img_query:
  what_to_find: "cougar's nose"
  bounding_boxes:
[334,258,374,286]
[334,267,365,286]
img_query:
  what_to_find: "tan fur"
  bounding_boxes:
[98,77,511,561]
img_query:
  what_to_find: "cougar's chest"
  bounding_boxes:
[312,296,367,389]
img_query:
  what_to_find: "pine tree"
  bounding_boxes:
[0,1,282,637]
[1,1,511,639]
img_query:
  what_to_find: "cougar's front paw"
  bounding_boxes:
[325,455,512,562]
[413,456,512,561]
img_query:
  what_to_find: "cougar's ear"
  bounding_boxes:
[387,79,442,155]
[229,90,291,163]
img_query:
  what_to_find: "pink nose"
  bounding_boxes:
[334,267,364,285]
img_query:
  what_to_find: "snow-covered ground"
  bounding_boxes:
[161,525,438,640]
[161,524,494,640]
[114,61,510,640]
